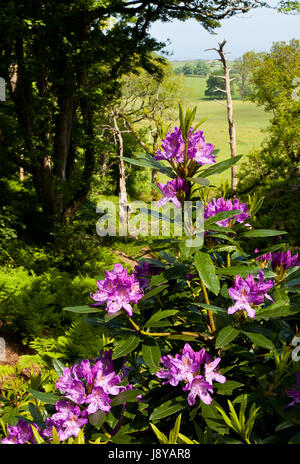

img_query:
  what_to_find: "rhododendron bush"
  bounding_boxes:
[2,107,300,445]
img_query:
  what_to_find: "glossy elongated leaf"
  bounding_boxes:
[193,302,228,316]
[142,284,169,301]
[53,359,66,378]
[242,331,275,350]
[215,381,244,395]
[204,209,243,226]
[144,309,178,327]
[194,251,220,296]
[142,338,161,374]
[112,335,140,360]
[201,400,229,435]
[120,155,174,178]
[27,389,61,405]
[242,229,287,238]
[63,305,101,314]
[150,397,185,421]
[186,176,210,186]
[215,326,240,348]
[200,155,243,177]
[215,265,261,277]
[110,389,143,407]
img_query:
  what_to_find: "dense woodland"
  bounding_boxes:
[0,0,300,446]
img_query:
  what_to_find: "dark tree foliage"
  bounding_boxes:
[0,0,263,227]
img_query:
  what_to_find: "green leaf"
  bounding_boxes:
[194,251,220,296]
[88,409,106,428]
[112,335,140,360]
[144,309,178,328]
[52,359,66,378]
[215,326,240,348]
[288,432,300,444]
[110,389,143,407]
[201,400,229,435]
[27,389,61,405]
[193,302,229,317]
[242,229,287,238]
[242,331,275,350]
[200,155,243,177]
[31,425,46,444]
[142,284,169,301]
[204,209,243,226]
[142,338,161,374]
[169,414,182,444]
[215,265,261,277]
[215,381,244,395]
[150,423,168,444]
[63,305,101,314]
[186,176,210,187]
[150,397,185,421]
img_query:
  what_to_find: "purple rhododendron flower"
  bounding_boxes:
[90,263,144,316]
[154,127,215,166]
[133,261,164,290]
[183,375,214,406]
[56,350,122,419]
[271,250,300,272]
[228,270,274,319]
[1,420,37,444]
[157,177,189,209]
[254,248,272,268]
[156,344,225,406]
[42,401,88,442]
[204,197,250,227]
[204,353,227,385]
[285,372,300,409]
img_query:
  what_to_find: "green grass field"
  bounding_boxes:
[156,74,271,186]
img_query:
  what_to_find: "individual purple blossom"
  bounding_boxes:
[156,344,205,386]
[154,127,215,166]
[90,263,144,316]
[84,386,111,415]
[204,197,250,227]
[156,177,189,209]
[204,353,227,385]
[133,261,164,290]
[42,401,88,442]
[271,250,300,272]
[1,420,37,444]
[182,375,214,406]
[156,344,225,406]
[254,248,272,268]
[228,270,274,319]
[285,373,300,409]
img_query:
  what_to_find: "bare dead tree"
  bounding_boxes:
[206,40,238,191]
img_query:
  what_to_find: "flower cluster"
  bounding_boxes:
[45,351,123,441]
[90,263,144,316]
[156,177,190,208]
[154,127,215,166]
[1,420,38,445]
[256,249,300,271]
[228,270,274,319]
[204,197,251,227]
[156,344,226,406]
[285,372,300,409]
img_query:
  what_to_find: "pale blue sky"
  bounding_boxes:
[149,3,300,60]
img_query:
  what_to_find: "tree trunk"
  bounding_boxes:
[214,40,238,191]
[113,113,128,235]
